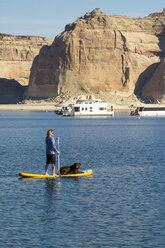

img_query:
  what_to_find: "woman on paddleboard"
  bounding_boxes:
[45,129,60,176]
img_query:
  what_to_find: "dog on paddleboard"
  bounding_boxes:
[59,162,82,175]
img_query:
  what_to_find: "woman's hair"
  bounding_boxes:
[47,129,54,136]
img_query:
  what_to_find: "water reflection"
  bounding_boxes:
[45,178,57,200]
[19,177,38,181]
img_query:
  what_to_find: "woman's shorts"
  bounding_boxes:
[46,154,56,164]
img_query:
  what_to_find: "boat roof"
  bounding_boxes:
[76,99,107,104]
[136,104,165,108]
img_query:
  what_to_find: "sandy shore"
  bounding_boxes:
[0,104,57,112]
[0,103,131,112]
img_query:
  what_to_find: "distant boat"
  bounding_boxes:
[56,100,114,117]
[130,106,165,116]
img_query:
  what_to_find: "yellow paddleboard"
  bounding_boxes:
[19,169,93,178]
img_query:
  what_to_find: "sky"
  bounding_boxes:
[0,0,164,39]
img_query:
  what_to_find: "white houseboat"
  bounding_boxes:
[58,100,114,117]
[130,106,165,116]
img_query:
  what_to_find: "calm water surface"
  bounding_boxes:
[0,112,165,248]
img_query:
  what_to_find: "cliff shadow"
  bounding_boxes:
[134,62,159,102]
[157,26,165,57]
[0,78,27,104]
[134,26,165,103]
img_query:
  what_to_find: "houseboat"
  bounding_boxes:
[130,106,165,116]
[57,100,114,117]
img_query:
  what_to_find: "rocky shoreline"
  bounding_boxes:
[0,101,132,112]
[0,101,164,113]
[0,103,142,113]
[0,93,139,112]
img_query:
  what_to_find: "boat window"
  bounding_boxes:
[144,107,165,111]
[138,107,165,111]
[82,108,84,111]
[85,108,88,111]
[90,107,93,109]
[99,107,105,110]
[74,107,80,112]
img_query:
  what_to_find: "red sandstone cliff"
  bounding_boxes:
[140,57,165,101]
[25,8,165,103]
[0,33,53,85]
[0,33,53,103]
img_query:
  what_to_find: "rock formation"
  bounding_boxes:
[0,33,53,85]
[0,33,53,103]
[25,8,165,103]
[140,57,165,101]
[0,78,27,104]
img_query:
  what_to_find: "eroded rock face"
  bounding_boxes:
[0,78,27,104]
[25,8,165,102]
[0,34,53,85]
[140,57,165,102]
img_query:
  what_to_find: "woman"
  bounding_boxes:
[45,129,60,176]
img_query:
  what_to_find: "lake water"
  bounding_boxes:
[0,112,165,248]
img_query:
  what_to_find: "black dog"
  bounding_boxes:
[59,162,82,175]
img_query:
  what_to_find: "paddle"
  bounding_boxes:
[56,137,60,174]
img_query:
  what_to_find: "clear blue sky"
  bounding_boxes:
[0,0,164,39]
